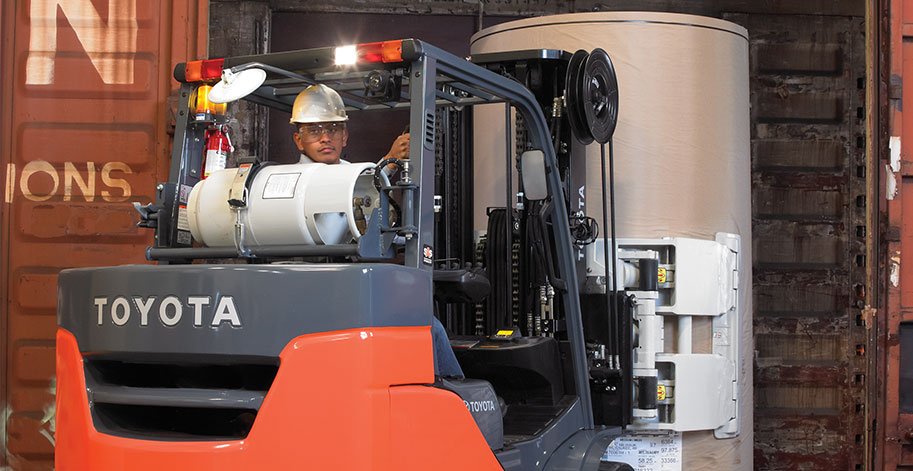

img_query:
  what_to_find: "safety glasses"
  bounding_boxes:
[297,122,346,142]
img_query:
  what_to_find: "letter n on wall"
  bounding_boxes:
[26,0,138,85]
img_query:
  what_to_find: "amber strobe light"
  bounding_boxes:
[193,85,227,116]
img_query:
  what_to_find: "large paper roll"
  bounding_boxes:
[471,12,752,469]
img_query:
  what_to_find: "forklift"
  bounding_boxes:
[56,38,674,470]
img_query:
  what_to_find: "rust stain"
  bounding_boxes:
[755,364,844,385]
[863,305,876,329]
[39,379,56,447]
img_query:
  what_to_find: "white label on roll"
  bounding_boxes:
[602,432,681,470]
[263,173,301,199]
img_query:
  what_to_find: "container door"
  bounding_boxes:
[0,1,207,468]
[881,0,913,468]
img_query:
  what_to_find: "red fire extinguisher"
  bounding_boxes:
[202,125,232,179]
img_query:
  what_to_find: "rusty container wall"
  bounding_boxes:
[471,12,753,470]
[882,0,913,468]
[726,13,869,471]
[0,1,208,468]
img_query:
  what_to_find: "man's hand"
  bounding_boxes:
[385,132,410,161]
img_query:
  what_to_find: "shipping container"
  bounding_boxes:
[0,1,208,468]
[1,0,898,469]
[880,0,913,468]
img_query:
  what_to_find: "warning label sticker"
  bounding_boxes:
[179,184,193,204]
[177,205,190,232]
[176,230,192,245]
[602,432,682,471]
[263,173,300,199]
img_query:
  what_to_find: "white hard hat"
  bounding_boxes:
[290,84,348,124]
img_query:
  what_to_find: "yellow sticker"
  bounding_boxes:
[657,267,667,284]
[657,384,667,401]
[496,330,514,337]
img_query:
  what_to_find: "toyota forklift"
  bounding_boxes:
[55,39,640,470]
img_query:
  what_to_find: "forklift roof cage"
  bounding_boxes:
[159,38,596,428]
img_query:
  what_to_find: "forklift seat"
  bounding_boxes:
[450,336,564,406]
[432,266,490,304]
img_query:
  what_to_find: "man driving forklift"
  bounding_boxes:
[289,83,463,378]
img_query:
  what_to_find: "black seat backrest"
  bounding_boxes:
[432,266,491,304]
[452,336,565,405]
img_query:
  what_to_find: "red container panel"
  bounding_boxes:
[0,1,208,468]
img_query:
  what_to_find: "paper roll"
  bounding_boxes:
[471,12,753,469]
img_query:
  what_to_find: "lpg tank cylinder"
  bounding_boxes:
[186,162,382,247]
[471,12,752,469]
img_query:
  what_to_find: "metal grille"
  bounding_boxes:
[83,357,278,441]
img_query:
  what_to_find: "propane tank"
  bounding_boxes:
[187,162,386,248]
[203,125,232,179]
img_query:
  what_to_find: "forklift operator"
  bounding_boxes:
[290,84,464,379]
[291,84,409,165]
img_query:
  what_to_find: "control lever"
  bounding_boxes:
[133,202,161,229]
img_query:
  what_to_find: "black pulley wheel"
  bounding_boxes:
[582,48,619,144]
[565,49,594,145]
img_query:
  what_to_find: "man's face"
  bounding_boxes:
[293,122,348,164]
